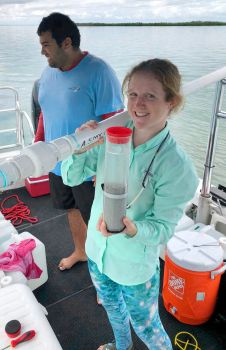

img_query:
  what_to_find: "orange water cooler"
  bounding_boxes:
[162,230,226,325]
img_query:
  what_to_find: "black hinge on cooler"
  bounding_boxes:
[210,184,226,206]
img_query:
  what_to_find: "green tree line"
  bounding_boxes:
[77,21,226,26]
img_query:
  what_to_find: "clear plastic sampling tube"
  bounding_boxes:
[103,126,132,233]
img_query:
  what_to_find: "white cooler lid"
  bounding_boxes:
[167,230,223,272]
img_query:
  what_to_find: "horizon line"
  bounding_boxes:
[0,20,226,26]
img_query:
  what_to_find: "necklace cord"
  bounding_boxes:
[142,131,170,188]
[127,131,170,209]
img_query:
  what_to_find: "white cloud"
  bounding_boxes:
[0,0,225,24]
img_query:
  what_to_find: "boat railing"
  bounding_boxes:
[171,67,226,223]
[181,66,226,225]
[195,76,226,224]
[201,78,226,197]
[183,66,226,95]
[0,86,34,155]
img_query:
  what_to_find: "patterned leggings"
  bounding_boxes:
[88,259,172,350]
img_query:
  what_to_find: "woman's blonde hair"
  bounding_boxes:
[122,58,183,114]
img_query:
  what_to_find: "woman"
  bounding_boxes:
[61,58,199,350]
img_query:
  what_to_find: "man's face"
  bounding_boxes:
[39,31,67,68]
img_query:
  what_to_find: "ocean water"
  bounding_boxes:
[0,25,226,186]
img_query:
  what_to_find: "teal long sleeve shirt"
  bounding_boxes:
[61,122,199,285]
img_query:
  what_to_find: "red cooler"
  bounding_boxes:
[162,230,226,325]
[25,175,50,197]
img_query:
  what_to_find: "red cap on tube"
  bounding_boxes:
[106,126,132,144]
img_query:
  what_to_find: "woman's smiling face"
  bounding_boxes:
[127,72,174,136]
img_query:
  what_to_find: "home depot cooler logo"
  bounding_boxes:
[168,270,185,299]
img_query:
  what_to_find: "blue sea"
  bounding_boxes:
[0,25,226,186]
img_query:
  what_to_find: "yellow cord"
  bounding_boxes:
[174,331,201,350]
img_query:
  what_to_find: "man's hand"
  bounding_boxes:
[76,119,99,132]
[74,120,104,154]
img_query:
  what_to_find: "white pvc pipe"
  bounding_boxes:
[0,111,130,188]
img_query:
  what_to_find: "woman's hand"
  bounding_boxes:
[122,216,137,237]
[96,214,112,237]
[96,214,137,237]
[74,120,104,154]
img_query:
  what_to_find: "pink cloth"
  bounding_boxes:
[0,239,42,279]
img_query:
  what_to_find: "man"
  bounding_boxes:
[36,12,123,270]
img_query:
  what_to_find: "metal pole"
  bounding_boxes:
[201,81,224,197]
[196,80,225,224]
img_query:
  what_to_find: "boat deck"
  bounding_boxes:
[0,186,225,350]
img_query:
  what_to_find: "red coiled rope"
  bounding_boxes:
[0,194,38,226]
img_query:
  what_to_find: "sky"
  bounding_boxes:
[0,0,225,25]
